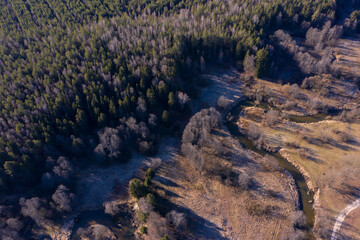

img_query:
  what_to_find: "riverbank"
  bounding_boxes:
[236,100,360,238]
[154,125,301,239]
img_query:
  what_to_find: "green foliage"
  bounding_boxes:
[129,178,147,199]
[350,10,360,22]
[140,225,147,234]
[146,168,155,179]
[146,193,157,208]
[144,176,151,187]
[168,92,176,108]
[4,161,19,177]
[138,211,149,222]
[0,0,335,192]
[160,234,170,240]
[162,110,170,124]
[255,47,271,78]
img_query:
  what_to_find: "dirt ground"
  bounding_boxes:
[153,127,299,240]
[334,35,360,80]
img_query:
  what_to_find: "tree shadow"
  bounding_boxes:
[154,192,227,240]
[154,175,182,188]
[267,189,286,202]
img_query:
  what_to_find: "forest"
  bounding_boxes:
[1,0,360,239]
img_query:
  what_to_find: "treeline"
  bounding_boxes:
[0,0,334,33]
[0,1,339,238]
[0,0,336,193]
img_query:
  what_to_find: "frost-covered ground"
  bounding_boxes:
[194,68,243,110]
[76,138,179,208]
[53,138,179,240]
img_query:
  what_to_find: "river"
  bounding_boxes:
[71,99,328,239]
[226,99,318,240]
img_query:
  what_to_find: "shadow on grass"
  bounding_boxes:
[153,188,227,240]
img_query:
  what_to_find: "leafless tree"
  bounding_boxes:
[166,210,187,231]
[104,201,120,216]
[52,185,74,212]
[177,92,190,110]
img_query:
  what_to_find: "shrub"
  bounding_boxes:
[217,96,232,110]
[336,131,354,143]
[137,211,149,223]
[244,51,255,74]
[138,197,153,214]
[160,234,170,240]
[247,123,262,140]
[19,197,52,225]
[104,201,120,216]
[147,212,170,240]
[237,172,252,191]
[144,176,151,187]
[263,155,281,172]
[51,185,74,212]
[285,140,300,148]
[263,110,280,127]
[166,210,187,231]
[297,148,309,160]
[146,168,155,179]
[129,178,147,199]
[140,226,147,234]
[146,193,157,208]
[247,203,274,216]
[289,210,306,228]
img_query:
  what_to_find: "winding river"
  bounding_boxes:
[70,99,334,239]
[226,100,320,240]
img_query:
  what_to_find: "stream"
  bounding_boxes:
[226,99,320,240]
[70,99,330,240]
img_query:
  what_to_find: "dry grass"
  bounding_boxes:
[249,75,360,117]
[154,128,299,240]
[238,107,360,238]
[334,36,360,80]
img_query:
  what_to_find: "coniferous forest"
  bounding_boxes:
[1,0,360,239]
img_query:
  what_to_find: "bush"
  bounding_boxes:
[104,201,120,216]
[51,185,74,212]
[217,96,232,110]
[146,193,157,208]
[263,155,281,172]
[160,234,170,240]
[297,148,309,160]
[263,110,280,127]
[146,168,155,179]
[166,210,187,231]
[237,172,252,191]
[289,210,306,229]
[138,197,153,214]
[129,178,147,199]
[247,203,274,216]
[140,226,147,234]
[137,211,149,223]
[144,176,151,187]
[247,123,262,140]
[19,197,52,225]
[335,130,354,143]
[147,212,170,240]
